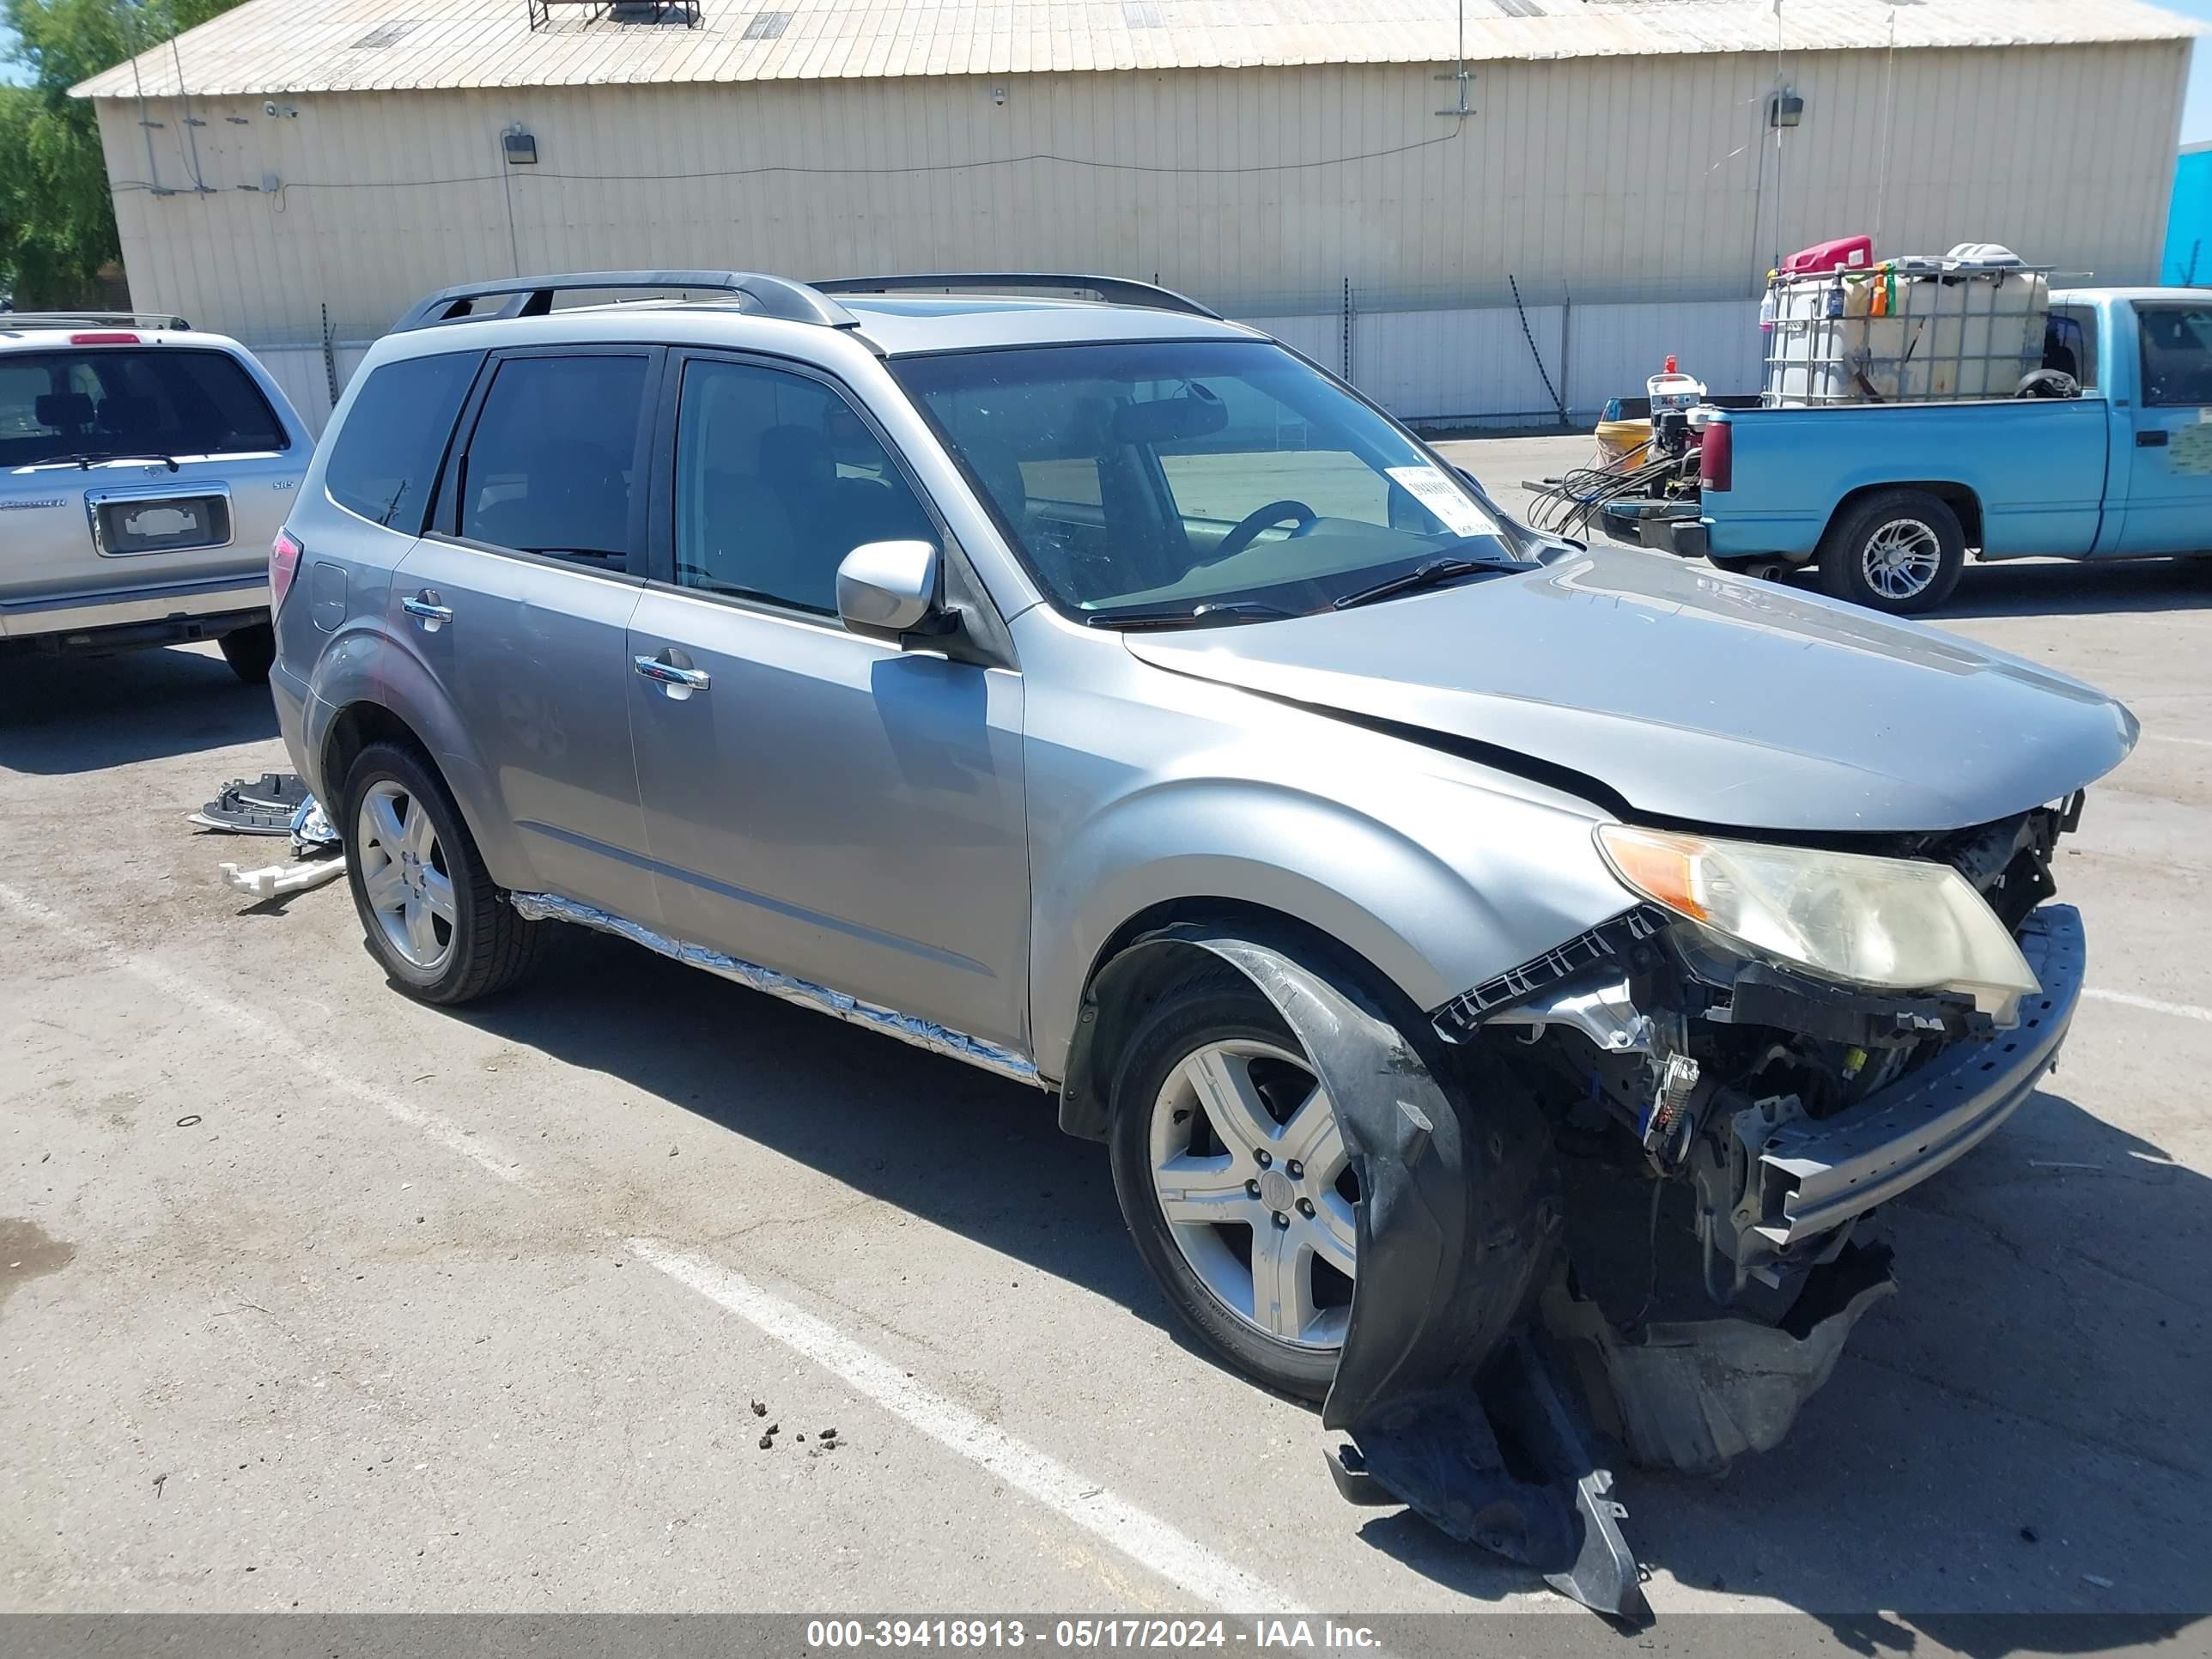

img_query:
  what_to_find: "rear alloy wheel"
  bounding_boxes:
[1110,978,1358,1400]
[340,742,544,1004]
[219,621,276,684]
[1820,489,1966,614]
[356,778,458,975]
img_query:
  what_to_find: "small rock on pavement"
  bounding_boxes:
[750,1399,767,1417]
[2083,1573,2115,1589]
[757,1432,775,1451]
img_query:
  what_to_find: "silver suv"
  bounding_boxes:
[1,313,312,679]
[272,271,2132,1606]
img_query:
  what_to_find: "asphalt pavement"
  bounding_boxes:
[3,433,2208,1655]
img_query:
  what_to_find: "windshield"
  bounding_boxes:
[891,339,1517,623]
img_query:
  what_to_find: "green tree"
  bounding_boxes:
[0,0,246,306]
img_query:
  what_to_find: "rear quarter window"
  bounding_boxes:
[324,351,482,532]
[0,347,288,468]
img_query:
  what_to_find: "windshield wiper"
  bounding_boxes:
[1330,550,1528,611]
[1085,599,1297,630]
[66,452,180,472]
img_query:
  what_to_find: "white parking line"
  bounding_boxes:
[629,1237,1309,1615]
[2139,732,2212,750]
[0,879,526,1182]
[0,876,1307,1613]
[2081,987,2212,1024]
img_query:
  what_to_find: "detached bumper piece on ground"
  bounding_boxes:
[1141,906,2082,1622]
[190,770,346,899]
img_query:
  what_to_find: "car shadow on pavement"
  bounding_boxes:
[0,645,276,773]
[450,927,2212,1632]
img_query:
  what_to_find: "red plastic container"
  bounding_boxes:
[1779,235,1873,276]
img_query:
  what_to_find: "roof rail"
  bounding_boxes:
[390,270,861,333]
[813,273,1221,319]
[1,310,192,331]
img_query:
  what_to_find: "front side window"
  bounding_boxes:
[672,358,933,614]
[892,339,1510,623]
[457,354,649,568]
[2139,306,2212,408]
[0,348,287,469]
[324,350,480,531]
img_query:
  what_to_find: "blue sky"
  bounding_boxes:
[2166,0,2212,143]
[3,3,2208,136]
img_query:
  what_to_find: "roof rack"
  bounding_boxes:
[1,310,192,331]
[391,270,861,333]
[813,273,1221,319]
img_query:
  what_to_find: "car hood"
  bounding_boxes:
[1123,547,2137,834]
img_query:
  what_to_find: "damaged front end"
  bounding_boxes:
[1206,802,2087,1619]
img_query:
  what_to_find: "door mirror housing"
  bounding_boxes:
[836,539,942,642]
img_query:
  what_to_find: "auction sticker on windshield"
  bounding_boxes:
[1386,465,1489,537]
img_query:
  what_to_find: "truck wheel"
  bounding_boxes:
[340,742,545,1005]
[1820,490,1966,614]
[1109,972,1357,1401]
[219,622,276,684]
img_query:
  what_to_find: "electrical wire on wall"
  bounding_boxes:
[1873,0,1901,249]
[168,24,211,193]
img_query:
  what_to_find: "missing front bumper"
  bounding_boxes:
[1707,904,2083,1290]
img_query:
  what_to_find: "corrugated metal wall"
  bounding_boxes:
[97,40,2185,427]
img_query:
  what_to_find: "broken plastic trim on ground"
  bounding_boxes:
[191,770,345,897]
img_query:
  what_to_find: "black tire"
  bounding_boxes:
[1109,972,1342,1401]
[1818,489,1966,615]
[219,621,276,684]
[339,741,545,1005]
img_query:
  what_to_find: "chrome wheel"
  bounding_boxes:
[1860,518,1943,602]
[356,779,455,971]
[1146,1038,1358,1350]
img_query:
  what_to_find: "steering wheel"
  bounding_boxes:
[1206,500,1318,563]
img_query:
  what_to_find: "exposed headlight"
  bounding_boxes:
[1595,823,2039,1019]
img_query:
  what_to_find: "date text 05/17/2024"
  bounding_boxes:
[801,1619,1384,1650]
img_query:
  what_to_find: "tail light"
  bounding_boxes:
[70,331,140,345]
[1699,417,1733,493]
[270,529,302,612]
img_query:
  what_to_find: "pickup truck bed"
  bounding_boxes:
[1609,288,2212,614]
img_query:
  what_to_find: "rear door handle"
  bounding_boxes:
[634,653,710,696]
[2136,429,2170,447]
[402,591,453,630]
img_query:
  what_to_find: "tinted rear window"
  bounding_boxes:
[324,351,481,532]
[0,347,287,468]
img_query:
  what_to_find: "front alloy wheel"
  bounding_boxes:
[1149,1037,1360,1349]
[1109,975,1359,1401]
[356,779,456,971]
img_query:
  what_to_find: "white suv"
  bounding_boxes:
[0,312,313,680]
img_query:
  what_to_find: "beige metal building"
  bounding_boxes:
[76,0,2199,428]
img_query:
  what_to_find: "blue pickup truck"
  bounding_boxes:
[1614,289,2212,614]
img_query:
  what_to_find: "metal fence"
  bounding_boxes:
[235,277,1768,437]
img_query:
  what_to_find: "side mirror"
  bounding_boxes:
[836,539,941,642]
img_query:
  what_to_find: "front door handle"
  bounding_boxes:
[402,591,453,630]
[634,653,711,696]
[2137,429,2170,448]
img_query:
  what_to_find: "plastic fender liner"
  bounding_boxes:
[1125,924,1649,1622]
[1544,1242,1897,1479]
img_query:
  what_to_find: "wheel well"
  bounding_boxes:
[1054,897,1421,1142]
[322,702,433,805]
[1824,482,1984,551]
